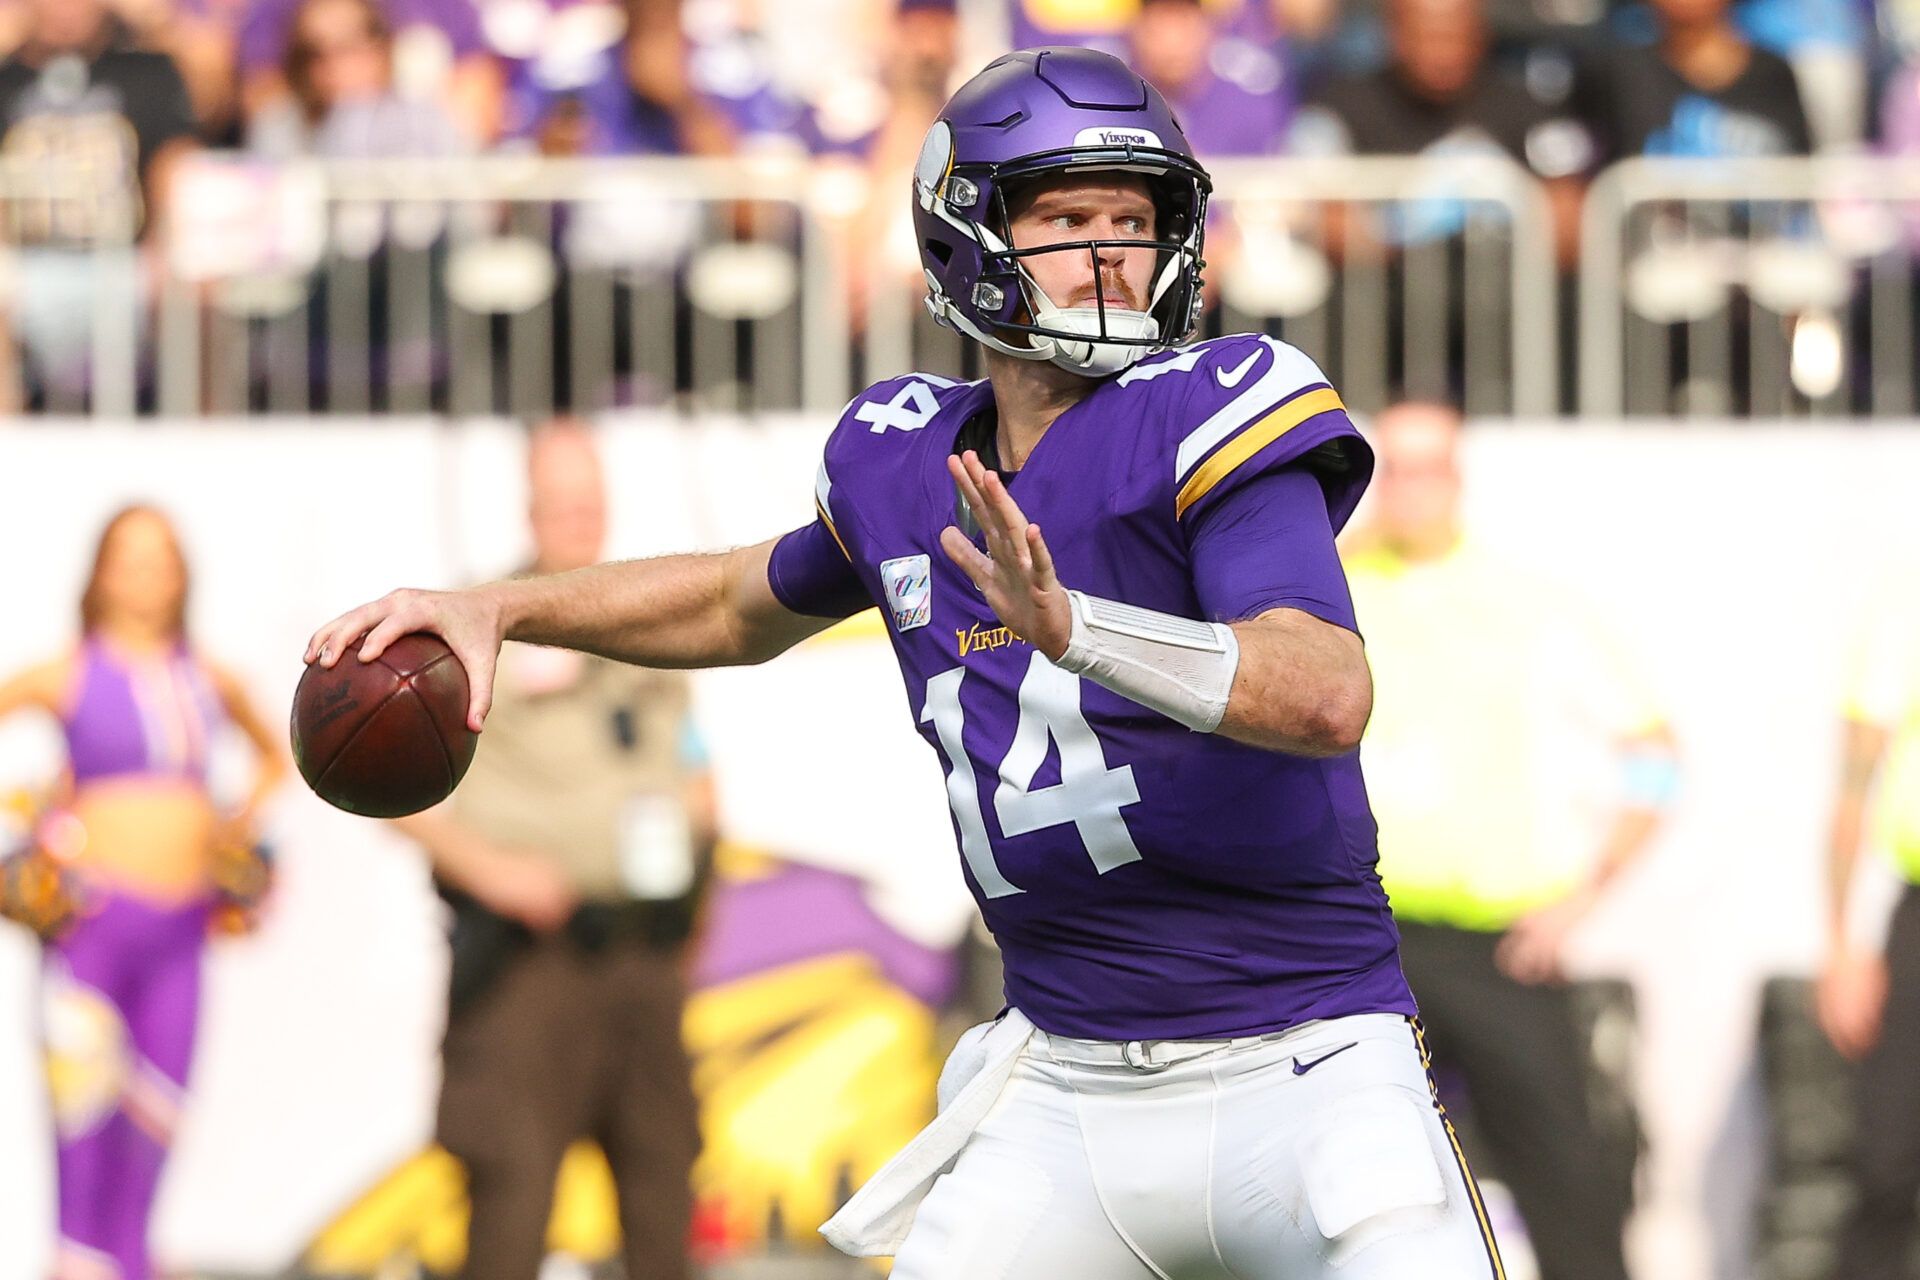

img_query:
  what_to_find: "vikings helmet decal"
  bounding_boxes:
[913,48,1211,378]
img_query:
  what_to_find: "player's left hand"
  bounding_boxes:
[940,451,1073,661]
[1495,890,1595,985]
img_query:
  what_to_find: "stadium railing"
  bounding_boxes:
[0,155,141,417]
[152,153,848,418]
[39,152,1920,421]
[1579,155,1920,418]
[0,152,1562,419]
[1200,154,1559,417]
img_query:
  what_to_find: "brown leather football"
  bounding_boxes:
[290,633,478,818]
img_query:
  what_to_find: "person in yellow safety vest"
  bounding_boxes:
[1819,563,1920,1280]
[1342,401,1679,1280]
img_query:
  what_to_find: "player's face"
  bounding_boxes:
[1372,405,1463,540]
[96,510,187,631]
[1005,173,1160,318]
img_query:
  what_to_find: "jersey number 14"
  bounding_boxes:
[920,651,1143,898]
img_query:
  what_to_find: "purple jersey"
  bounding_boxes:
[769,333,1414,1041]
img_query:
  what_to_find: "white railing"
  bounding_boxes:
[152,153,850,418]
[1204,154,1559,417]
[49,150,1912,421]
[1579,155,1920,417]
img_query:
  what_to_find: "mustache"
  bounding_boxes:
[1069,278,1143,310]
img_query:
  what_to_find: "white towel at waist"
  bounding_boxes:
[819,1007,1037,1257]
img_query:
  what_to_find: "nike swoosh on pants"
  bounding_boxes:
[1291,1042,1359,1075]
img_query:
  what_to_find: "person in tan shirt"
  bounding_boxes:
[395,420,715,1280]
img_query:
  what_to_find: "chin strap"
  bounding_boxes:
[1026,300,1161,376]
[1055,590,1240,733]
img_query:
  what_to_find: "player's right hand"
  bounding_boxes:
[466,846,579,933]
[304,586,506,732]
[1817,942,1888,1060]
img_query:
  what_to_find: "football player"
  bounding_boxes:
[307,48,1504,1280]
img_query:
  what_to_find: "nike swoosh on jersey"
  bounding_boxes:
[1215,349,1263,388]
[1291,1042,1358,1075]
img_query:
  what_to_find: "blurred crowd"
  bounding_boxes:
[1,0,1913,256]
[0,0,1913,415]
[0,0,1908,171]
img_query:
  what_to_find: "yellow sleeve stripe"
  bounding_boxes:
[816,500,852,562]
[1174,386,1345,519]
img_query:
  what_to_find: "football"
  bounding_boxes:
[290,633,478,818]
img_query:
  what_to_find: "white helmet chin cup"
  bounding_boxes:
[1027,300,1161,377]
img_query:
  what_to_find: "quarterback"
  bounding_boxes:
[307,48,1504,1280]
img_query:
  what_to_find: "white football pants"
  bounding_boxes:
[890,1012,1504,1280]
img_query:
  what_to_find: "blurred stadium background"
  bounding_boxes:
[1,0,1919,1276]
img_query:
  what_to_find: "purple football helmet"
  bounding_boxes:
[912,48,1211,377]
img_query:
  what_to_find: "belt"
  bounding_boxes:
[567,898,680,950]
[1038,1021,1324,1072]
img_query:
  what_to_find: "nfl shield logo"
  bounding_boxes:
[879,555,933,632]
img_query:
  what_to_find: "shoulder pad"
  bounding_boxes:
[1166,334,1336,483]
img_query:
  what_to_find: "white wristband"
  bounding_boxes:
[1055,590,1240,733]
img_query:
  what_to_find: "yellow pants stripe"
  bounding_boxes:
[1412,1018,1507,1280]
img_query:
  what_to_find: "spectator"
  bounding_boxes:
[112,0,246,143]
[1130,0,1294,158]
[1735,0,1867,147]
[0,0,243,140]
[1580,0,1811,162]
[491,0,667,156]
[0,0,199,406]
[1008,0,1332,64]
[392,420,715,1280]
[1343,400,1679,1280]
[492,0,732,157]
[0,0,197,237]
[1818,566,1920,1280]
[249,0,469,157]
[1577,0,1814,414]
[1290,0,1588,265]
[239,0,502,147]
[1876,53,1920,172]
[831,0,959,327]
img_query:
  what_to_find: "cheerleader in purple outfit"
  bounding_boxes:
[0,507,287,1280]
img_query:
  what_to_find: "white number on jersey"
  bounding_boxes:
[1113,345,1206,387]
[921,668,1020,898]
[920,654,1143,899]
[854,380,944,434]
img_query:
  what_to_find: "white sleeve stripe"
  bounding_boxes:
[1173,337,1335,483]
[814,458,833,513]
